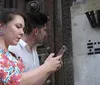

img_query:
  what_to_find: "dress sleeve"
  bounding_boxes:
[0,53,22,85]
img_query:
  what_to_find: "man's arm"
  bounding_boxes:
[20,53,62,85]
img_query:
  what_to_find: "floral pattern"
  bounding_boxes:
[0,48,24,85]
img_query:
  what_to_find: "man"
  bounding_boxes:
[9,11,48,72]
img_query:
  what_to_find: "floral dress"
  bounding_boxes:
[0,48,24,85]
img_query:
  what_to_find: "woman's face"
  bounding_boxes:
[3,15,25,45]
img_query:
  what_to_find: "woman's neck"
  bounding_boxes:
[0,36,8,50]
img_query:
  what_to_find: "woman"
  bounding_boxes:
[0,8,63,85]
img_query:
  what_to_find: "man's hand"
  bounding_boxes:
[43,53,63,73]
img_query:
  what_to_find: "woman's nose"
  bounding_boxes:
[20,29,24,36]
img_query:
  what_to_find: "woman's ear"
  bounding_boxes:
[0,23,4,36]
[0,23,3,28]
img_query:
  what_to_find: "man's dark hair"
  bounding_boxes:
[24,11,48,35]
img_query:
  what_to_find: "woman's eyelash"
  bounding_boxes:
[16,25,22,28]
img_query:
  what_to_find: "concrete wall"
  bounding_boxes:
[71,1,100,85]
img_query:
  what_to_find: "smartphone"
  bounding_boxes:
[56,45,67,56]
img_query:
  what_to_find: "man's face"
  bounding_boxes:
[36,24,47,44]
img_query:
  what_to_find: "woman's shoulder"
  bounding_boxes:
[0,48,18,62]
[0,48,6,53]
[0,48,7,58]
[0,47,25,71]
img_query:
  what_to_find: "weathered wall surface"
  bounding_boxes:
[71,0,100,85]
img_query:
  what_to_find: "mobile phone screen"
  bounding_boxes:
[56,45,67,56]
